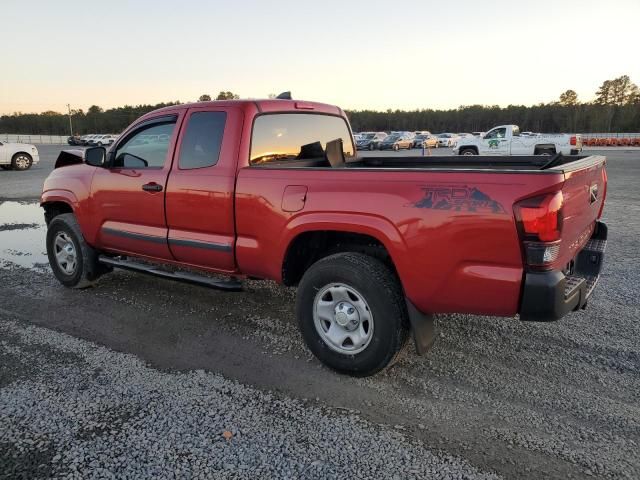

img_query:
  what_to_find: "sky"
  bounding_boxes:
[1,0,639,115]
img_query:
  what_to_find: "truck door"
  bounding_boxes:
[480,127,509,155]
[164,106,242,272]
[90,113,182,259]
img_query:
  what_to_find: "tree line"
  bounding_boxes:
[1,77,638,135]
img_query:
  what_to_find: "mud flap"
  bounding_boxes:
[405,299,436,355]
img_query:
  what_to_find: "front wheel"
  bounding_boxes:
[296,253,409,377]
[11,153,32,171]
[460,148,477,156]
[46,213,107,288]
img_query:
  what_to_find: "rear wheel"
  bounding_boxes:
[536,148,555,156]
[460,148,477,156]
[296,253,409,377]
[46,213,107,288]
[11,153,32,171]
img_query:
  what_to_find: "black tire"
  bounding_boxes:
[296,252,409,377]
[11,153,33,171]
[459,148,477,156]
[393,144,399,151]
[536,148,555,156]
[46,213,107,288]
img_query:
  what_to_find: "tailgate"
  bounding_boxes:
[557,155,606,268]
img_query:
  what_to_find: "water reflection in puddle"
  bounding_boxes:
[0,201,49,269]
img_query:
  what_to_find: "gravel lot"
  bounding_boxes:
[1,145,639,479]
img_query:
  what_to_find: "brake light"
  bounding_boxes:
[514,191,563,241]
[514,191,564,268]
[570,136,577,146]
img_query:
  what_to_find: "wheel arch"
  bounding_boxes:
[41,192,78,225]
[458,145,479,155]
[280,215,407,287]
[534,144,557,154]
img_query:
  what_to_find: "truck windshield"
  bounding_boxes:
[250,113,355,165]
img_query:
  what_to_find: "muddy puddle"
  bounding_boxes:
[0,201,49,269]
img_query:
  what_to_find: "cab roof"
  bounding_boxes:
[147,99,343,117]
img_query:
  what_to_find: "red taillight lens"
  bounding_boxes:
[570,136,577,146]
[514,191,563,242]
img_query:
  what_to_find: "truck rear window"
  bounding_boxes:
[250,113,355,165]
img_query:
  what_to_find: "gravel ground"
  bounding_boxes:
[0,316,498,480]
[0,146,639,479]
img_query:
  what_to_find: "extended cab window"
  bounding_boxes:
[250,113,355,165]
[484,128,506,140]
[179,112,226,169]
[113,121,176,168]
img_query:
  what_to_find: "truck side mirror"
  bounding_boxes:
[85,146,106,167]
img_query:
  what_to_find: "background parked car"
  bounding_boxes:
[436,133,459,147]
[356,132,387,150]
[0,141,39,171]
[412,134,438,149]
[67,135,82,145]
[379,133,413,151]
[93,134,118,146]
[80,134,97,145]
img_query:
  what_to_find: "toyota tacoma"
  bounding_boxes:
[41,98,608,376]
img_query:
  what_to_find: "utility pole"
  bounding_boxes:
[66,104,73,136]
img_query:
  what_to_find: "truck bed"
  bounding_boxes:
[350,155,596,172]
[253,154,603,173]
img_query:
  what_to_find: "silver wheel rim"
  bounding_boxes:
[53,232,78,275]
[313,284,374,355]
[15,155,30,169]
[463,150,475,155]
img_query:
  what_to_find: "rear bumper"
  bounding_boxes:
[519,221,607,321]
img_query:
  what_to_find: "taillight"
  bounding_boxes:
[514,191,564,269]
[570,136,577,146]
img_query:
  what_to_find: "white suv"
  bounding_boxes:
[93,134,118,146]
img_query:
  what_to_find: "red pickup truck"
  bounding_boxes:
[41,98,608,376]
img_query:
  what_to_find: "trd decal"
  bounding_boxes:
[411,185,506,214]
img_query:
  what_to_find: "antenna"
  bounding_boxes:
[275,91,292,100]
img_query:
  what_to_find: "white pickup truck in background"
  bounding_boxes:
[453,125,582,156]
[0,141,39,170]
